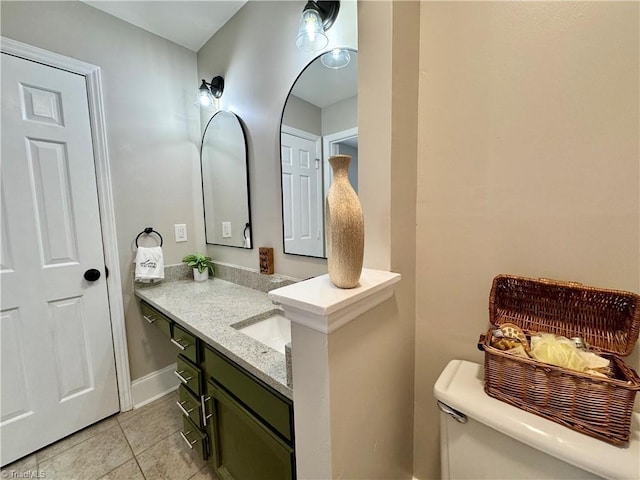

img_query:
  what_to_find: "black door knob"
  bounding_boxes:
[84,268,101,282]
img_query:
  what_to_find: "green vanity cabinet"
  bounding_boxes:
[138,298,295,479]
[176,354,203,395]
[140,301,172,337]
[203,345,295,480]
[207,381,294,480]
[140,301,211,461]
[175,354,210,462]
[177,384,203,426]
[203,345,294,443]
[173,323,199,364]
[181,415,210,461]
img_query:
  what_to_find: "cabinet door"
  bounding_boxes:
[209,382,294,480]
[204,345,293,442]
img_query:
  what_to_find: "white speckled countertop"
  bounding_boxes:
[135,278,292,399]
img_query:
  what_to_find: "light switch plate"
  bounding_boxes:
[222,222,232,238]
[174,224,187,242]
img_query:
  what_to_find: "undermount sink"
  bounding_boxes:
[236,314,291,354]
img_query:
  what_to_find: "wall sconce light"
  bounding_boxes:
[296,1,340,52]
[198,76,224,108]
[321,48,350,69]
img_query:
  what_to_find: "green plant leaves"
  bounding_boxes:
[182,253,214,274]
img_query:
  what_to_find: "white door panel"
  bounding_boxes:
[281,131,323,257]
[1,53,119,466]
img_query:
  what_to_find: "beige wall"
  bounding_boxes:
[413,2,640,478]
[329,297,413,479]
[1,1,203,381]
[355,1,420,478]
[197,1,357,280]
[282,95,322,136]
[322,95,358,135]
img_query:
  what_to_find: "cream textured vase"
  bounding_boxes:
[326,155,364,289]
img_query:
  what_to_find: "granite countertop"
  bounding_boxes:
[135,278,292,399]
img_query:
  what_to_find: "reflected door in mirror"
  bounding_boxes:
[281,129,324,257]
[279,50,358,258]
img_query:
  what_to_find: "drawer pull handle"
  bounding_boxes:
[200,395,212,426]
[179,430,197,449]
[171,338,189,350]
[177,400,194,417]
[143,315,155,324]
[174,370,192,384]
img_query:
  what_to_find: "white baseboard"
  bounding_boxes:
[130,362,179,409]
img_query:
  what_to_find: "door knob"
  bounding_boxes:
[84,268,101,282]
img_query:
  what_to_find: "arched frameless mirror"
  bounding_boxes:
[201,110,252,248]
[279,49,358,258]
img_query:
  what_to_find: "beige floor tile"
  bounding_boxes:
[98,458,145,480]
[38,424,133,480]
[137,431,205,480]
[117,390,177,424]
[189,465,220,480]
[119,393,183,454]
[1,453,38,476]
[35,415,120,464]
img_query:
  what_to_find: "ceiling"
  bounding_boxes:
[291,51,358,108]
[81,1,357,108]
[82,1,247,51]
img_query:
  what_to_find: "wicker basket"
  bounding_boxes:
[478,274,640,447]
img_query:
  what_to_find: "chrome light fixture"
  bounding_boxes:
[198,76,224,107]
[321,48,350,69]
[296,1,340,52]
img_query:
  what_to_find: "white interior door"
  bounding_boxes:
[1,53,119,466]
[281,130,324,257]
[322,127,359,200]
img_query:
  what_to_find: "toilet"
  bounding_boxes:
[434,360,640,480]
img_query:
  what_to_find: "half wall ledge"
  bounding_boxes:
[269,268,401,334]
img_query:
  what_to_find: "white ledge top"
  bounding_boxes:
[269,269,401,334]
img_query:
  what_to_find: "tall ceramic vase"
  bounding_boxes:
[326,154,364,288]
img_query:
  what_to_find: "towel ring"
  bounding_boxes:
[135,227,163,247]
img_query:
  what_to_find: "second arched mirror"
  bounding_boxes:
[279,49,358,258]
[201,110,252,248]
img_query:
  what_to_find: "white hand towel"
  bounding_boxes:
[135,246,165,283]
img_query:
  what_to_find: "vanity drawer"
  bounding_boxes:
[177,384,202,426]
[140,301,172,338]
[172,324,198,363]
[175,354,202,396]
[204,345,293,443]
[180,415,209,461]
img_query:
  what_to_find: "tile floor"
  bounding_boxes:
[1,391,217,480]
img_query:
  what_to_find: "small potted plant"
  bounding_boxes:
[182,253,214,282]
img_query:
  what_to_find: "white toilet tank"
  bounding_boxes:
[434,360,640,480]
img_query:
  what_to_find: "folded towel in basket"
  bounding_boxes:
[134,246,165,283]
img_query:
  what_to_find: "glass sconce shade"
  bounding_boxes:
[296,7,329,52]
[196,76,224,109]
[199,80,215,107]
[321,48,350,69]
